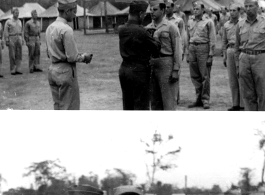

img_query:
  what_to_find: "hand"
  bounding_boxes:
[186,54,189,63]
[83,53,93,64]
[169,70,179,83]
[206,56,213,67]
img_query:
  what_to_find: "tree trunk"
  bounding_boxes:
[262,155,265,184]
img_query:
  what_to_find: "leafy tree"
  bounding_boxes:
[23,159,67,188]
[238,168,253,194]
[101,169,136,195]
[210,185,222,194]
[141,131,181,185]
[78,172,99,188]
[154,181,173,195]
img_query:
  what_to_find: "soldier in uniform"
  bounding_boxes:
[118,0,161,110]
[24,10,42,73]
[235,0,265,111]
[173,4,187,26]
[4,7,23,75]
[239,7,247,21]
[186,1,216,109]
[222,4,244,111]
[46,0,93,110]
[0,22,4,78]
[219,7,230,56]
[165,0,186,105]
[147,0,182,110]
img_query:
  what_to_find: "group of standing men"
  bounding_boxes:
[118,0,216,110]
[0,7,42,78]
[118,0,265,111]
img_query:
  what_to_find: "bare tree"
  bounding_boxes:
[141,130,181,185]
[256,129,265,184]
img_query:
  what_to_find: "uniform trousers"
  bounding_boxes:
[189,44,211,104]
[119,60,150,110]
[150,56,176,110]
[226,47,244,107]
[8,35,22,73]
[239,52,265,111]
[48,62,80,110]
[27,36,40,71]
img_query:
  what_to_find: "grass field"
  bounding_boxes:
[0,30,232,110]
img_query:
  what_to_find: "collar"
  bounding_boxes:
[229,19,239,24]
[246,15,260,25]
[154,18,168,29]
[167,13,177,20]
[56,16,68,24]
[194,15,204,22]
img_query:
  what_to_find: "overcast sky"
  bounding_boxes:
[0,112,265,192]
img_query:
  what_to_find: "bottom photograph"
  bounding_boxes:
[0,113,264,195]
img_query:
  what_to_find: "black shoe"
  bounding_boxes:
[188,101,203,108]
[228,106,240,111]
[240,107,244,111]
[203,102,210,109]
[11,72,16,75]
[0,74,3,78]
[16,71,23,75]
[30,70,34,73]
[34,68,43,72]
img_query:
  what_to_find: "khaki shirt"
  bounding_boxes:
[187,17,216,55]
[235,16,265,61]
[46,17,83,63]
[24,19,41,42]
[4,18,23,42]
[222,20,238,53]
[146,18,182,70]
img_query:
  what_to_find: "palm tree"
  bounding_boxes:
[257,130,265,184]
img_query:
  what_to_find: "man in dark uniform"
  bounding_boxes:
[118,1,161,110]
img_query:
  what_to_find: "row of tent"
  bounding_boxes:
[0,0,255,31]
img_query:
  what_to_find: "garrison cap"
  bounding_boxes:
[129,1,148,14]
[67,185,104,195]
[149,0,165,7]
[114,186,143,195]
[31,9,37,14]
[58,0,77,10]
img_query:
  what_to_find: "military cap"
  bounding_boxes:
[149,0,165,7]
[58,0,77,10]
[129,1,148,14]
[31,9,37,14]
[114,186,143,195]
[67,185,104,195]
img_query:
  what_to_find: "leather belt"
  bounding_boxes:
[159,53,173,57]
[241,49,265,55]
[227,43,235,48]
[190,42,208,46]
[9,33,22,36]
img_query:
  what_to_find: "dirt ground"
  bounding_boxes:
[0,30,232,110]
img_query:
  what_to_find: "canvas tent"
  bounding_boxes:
[39,3,94,31]
[89,1,120,28]
[175,0,224,11]
[0,3,45,28]
[214,0,244,7]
